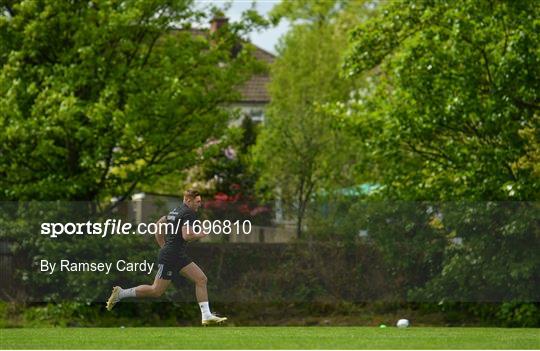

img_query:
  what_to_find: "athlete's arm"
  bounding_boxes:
[155,216,167,248]
[182,225,208,241]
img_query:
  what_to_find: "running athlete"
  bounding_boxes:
[106,189,227,325]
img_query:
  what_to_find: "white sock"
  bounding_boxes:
[199,301,212,319]
[119,287,137,300]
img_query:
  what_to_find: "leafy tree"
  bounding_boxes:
[340,0,540,201]
[408,201,540,303]
[0,0,264,302]
[252,0,371,238]
[268,0,348,25]
[336,0,540,315]
[0,0,262,208]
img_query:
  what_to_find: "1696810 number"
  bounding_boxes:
[185,220,252,235]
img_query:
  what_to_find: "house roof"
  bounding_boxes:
[239,46,274,103]
[177,26,275,104]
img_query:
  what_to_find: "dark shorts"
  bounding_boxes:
[156,247,193,281]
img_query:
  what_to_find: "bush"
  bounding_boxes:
[496,302,540,327]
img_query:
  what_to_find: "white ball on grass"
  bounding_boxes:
[396,319,410,328]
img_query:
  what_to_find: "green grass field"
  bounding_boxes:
[1,327,538,349]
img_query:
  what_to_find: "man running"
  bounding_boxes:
[106,189,227,325]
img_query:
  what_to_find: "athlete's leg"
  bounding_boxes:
[180,262,208,302]
[131,274,171,298]
[106,265,171,310]
[180,262,227,325]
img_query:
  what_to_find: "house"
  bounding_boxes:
[208,16,275,124]
[233,44,275,123]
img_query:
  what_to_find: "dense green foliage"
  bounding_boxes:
[0,0,264,305]
[340,0,539,200]
[0,0,261,204]
[330,0,539,321]
[252,0,539,324]
[252,1,369,238]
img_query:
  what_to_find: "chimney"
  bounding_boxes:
[210,15,228,34]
